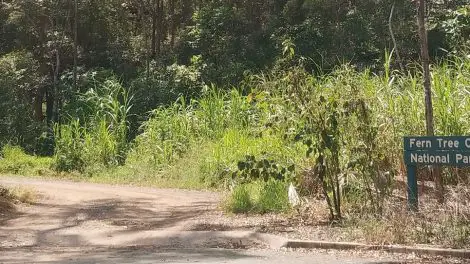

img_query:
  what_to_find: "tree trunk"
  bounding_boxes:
[182,0,192,26]
[73,0,78,91]
[38,15,50,123]
[151,0,157,59]
[169,0,176,47]
[389,2,404,72]
[33,88,45,121]
[46,88,54,124]
[53,49,60,123]
[417,0,444,203]
[155,0,164,56]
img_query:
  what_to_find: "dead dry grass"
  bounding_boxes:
[193,181,470,250]
[8,186,39,204]
[295,182,470,249]
[0,185,38,205]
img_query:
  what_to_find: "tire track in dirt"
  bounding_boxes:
[0,177,224,248]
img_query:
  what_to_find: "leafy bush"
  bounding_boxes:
[233,155,295,184]
[199,129,304,187]
[184,3,274,85]
[438,5,470,49]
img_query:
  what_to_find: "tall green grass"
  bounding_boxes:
[199,129,304,187]
[3,57,470,210]
[46,56,470,192]
[126,89,261,174]
[2,55,470,247]
[53,79,131,173]
[128,99,196,169]
[224,179,290,214]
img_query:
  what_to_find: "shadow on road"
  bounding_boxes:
[1,197,218,247]
[0,247,260,264]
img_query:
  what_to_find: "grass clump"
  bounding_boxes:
[224,179,290,214]
[224,184,253,214]
[257,179,290,213]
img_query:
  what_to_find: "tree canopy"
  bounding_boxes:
[1,0,469,152]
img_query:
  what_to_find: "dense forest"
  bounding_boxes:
[1,0,469,152]
[1,0,470,247]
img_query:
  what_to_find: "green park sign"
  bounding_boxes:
[405,136,470,165]
[404,136,470,211]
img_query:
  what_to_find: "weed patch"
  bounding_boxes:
[224,184,253,213]
[0,145,53,176]
[340,188,470,248]
[8,186,38,204]
[224,179,291,214]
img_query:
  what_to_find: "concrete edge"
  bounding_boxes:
[250,233,289,249]
[283,239,470,259]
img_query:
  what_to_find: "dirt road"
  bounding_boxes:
[0,177,233,248]
[0,177,416,264]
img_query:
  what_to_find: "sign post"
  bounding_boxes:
[404,136,470,211]
[406,164,418,211]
